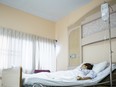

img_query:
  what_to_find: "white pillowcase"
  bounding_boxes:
[93,61,108,74]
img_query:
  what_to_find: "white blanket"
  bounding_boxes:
[23,64,116,86]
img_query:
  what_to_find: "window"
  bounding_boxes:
[0,28,56,73]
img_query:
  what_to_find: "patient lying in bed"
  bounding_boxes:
[76,63,97,80]
[23,61,116,86]
[23,63,97,82]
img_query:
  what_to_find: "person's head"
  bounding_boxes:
[81,63,93,70]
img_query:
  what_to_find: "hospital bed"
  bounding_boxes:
[22,62,116,87]
[2,62,116,87]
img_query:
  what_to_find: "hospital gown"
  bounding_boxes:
[73,68,97,79]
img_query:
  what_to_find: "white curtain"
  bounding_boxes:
[0,27,56,73]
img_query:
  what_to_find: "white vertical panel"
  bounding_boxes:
[2,67,21,87]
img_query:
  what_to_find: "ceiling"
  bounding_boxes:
[0,0,92,22]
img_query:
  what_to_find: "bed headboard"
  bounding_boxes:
[2,67,22,87]
[81,4,116,63]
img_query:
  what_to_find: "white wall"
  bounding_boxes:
[0,3,55,40]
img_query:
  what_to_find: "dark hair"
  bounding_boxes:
[84,63,93,70]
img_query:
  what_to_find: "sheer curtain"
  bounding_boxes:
[35,37,56,72]
[0,27,56,73]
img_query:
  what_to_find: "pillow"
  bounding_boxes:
[34,70,50,73]
[93,61,108,74]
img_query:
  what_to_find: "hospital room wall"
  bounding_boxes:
[0,3,55,40]
[83,39,116,63]
[55,0,116,71]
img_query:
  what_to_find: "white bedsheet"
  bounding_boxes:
[23,64,116,86]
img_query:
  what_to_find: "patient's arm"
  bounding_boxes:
[81,77,92,80]
[77,76,83,80]
[76,76,92,80]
